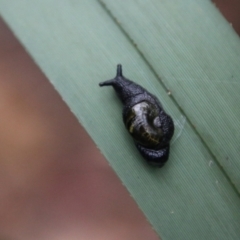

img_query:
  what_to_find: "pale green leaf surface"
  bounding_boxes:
[0,1,239,240]
[100,0,240,191]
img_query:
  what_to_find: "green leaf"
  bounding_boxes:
[100,0,240,191]
[0,0,239,239]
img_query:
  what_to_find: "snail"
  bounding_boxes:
[99,64,174,167]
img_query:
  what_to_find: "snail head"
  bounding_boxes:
[99,64,144,104]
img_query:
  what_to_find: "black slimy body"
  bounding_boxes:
[99,64,174,167]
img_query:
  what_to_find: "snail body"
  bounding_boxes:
[99,64,174,167]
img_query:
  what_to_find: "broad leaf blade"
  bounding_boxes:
[0,1,239,240]
[100,0,240,191]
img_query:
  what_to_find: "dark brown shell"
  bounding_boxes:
[125,101,163,147]
[99,64,174,167]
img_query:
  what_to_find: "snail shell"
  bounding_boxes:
[99,64,174,167]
